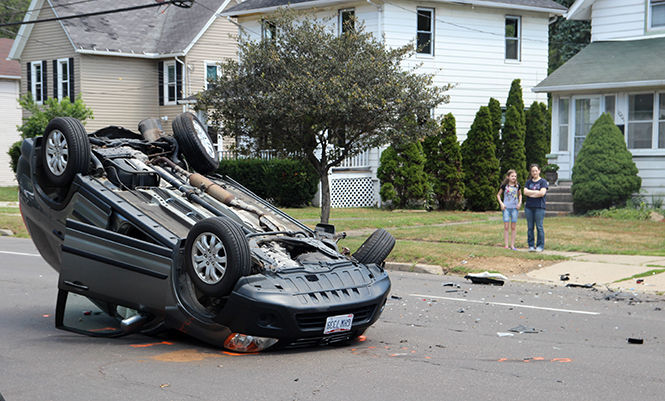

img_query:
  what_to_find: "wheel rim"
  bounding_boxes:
[192,120,216,159]
[191,232,227,285]
[45,130,69,176]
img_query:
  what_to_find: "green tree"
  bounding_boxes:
[461,106,500,211]
[422,113,465,210]
[378,141,430,209]
[525,101,550,169]
[500,106,528,185]
[571,113,641,212]
[9,94,93,172]
[549,0,591,73]
[197,10,450,223]
[506,79,525,127]
[488,97,502,161]
[0,0,30,39]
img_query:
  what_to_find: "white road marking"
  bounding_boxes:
[409,293,600,315]
[0,250,41,257]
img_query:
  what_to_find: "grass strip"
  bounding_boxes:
[613,269,665,283]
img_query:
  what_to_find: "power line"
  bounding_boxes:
[0,0,193,28]
[0,0,103,20]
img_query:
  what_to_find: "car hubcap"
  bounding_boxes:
[45,130,69,176]
[193,120,216,159]
[192,232,227,284]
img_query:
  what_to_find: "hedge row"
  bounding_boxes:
[217,158,319,207]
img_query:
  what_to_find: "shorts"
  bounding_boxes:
[502,208,518,223]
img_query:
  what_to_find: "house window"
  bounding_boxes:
[339,8,355,35]
[57,58,70,99]
[31,62,43,103]
[205,62,219,90]
[650,0,665,28]
[627,94,654,149]
[416,8,434,55]
[262,19,276,41]
[658,93,665,148]
[558,98,569,152]
[505,16,521,60]
[163,61,177,104]
[604,95,615,120]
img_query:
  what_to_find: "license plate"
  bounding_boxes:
[323,313,354,334]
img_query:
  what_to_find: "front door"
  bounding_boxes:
[573,97,601,160]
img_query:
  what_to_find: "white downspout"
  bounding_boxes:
[175,56,187,112]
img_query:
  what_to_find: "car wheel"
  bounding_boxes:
[184,217,250,297]
[172,112,219,174]
[352,228,395,266]
[41,117,90,186]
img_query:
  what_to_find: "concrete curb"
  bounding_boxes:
[385,262,443,275]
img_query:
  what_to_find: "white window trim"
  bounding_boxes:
[31,61,43,104]
[556,96,570,153]
[626,91,658,150]
[338,8,355,36]
[56,58,70,100]
[261,19,276,41]
[163,60,177,105]
[416,7,435,57]
[505,15,521,62]
[204,61,220,90]
[647,0,665,31]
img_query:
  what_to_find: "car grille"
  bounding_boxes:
[295,304,376,331]
[283,333,353,349]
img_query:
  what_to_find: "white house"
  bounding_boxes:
[535,0,665,199]
[0,38,22,186]
[223,0,565,207]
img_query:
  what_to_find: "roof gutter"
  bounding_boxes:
[76,49,185,59]
[0,74,21,80]
[224,0,566,17]
[533,79,665,93]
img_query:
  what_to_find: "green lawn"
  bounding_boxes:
[0,186,18,202]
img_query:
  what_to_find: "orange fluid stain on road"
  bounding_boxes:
[130,341,174,348]
[497,357,573,363]
[152,349,227,362]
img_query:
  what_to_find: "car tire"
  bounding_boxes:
[352,228,395,266]
[172,112,219,174]
[184,217,251,297]
[41,117,90,186]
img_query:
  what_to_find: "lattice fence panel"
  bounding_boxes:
[330,177,377,208]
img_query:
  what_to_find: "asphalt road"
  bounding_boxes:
[1,237,665,401]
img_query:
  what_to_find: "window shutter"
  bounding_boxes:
[26,62,32,96]
[52,60,58,99]
[42,60,48,101]
[158,61,164,106]
[69,57,75,99]
[176,62,183,102]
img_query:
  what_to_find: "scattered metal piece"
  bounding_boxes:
[636,279,644,284]
[627,338,644,344]
[442,282,460,288]
[560,273,570,281]
[464,272,508,286]
[509,324,540,334]
[497,332,514,337]
[566,282,595,289]
[390,295,402,300]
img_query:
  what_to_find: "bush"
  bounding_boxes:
[525,101,550,169]
[500,105,527,185]
[488,97,502,160]
[377,141,429,208]
[8,141,22,173]
[572,113,641,212]
[218,158,319,207]
[422,113,465,210]
[506,79,525,126]
[461,106,500,211]
[18,94,93,139]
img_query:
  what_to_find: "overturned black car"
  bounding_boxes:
[16,113,394,352]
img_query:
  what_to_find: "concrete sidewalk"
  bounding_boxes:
[514,251,665,294]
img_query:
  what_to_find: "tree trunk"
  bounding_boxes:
[320,170,331,224]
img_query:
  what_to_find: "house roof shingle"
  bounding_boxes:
[225,0,566,15]
[51,0,227,55]
[0,38,21,77]
[534,37,665,92]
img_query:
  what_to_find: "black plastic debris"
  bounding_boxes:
[509,324,540,334]
[442,282,460,288]
[464,272,507,286]
[390,295,402,300]
[566,282,595,289]
[627,338,644,344]
[560,273,570,281]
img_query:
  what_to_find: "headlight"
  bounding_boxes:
[224,333,278,352]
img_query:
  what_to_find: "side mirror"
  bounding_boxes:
[55,290,127,337]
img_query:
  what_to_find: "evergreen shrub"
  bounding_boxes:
[378,141,429,208]
[525,101,550,169]
[500,105,527,185]
[488,97,503,160]
[571,113,641,212]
